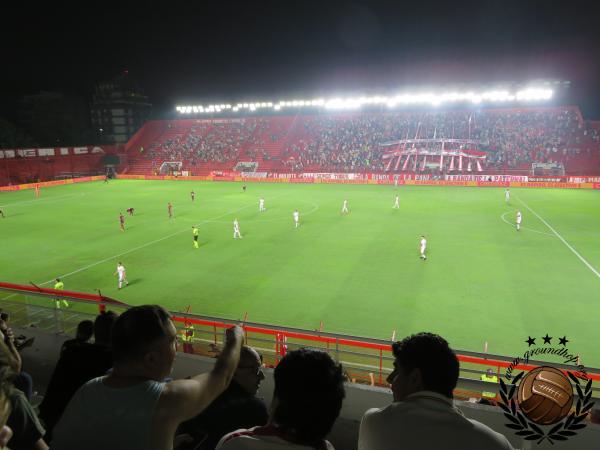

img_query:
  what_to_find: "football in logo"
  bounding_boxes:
[517,366,574,425]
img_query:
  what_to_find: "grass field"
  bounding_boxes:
[1,180,599,366]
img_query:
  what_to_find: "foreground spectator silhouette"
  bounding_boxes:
[0,339,15,449]
[60,320,94,355]
[178,346,268,450]
[358,332,513,450]
[0,324,48,450]
[51,305,244,450]
[40,311,118,442]
[0,315,33,401]
[216,348,345,450]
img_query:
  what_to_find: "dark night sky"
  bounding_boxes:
[3,0,600,119]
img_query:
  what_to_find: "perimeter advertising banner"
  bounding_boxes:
[445,174,528,182]
[0,176,104,191]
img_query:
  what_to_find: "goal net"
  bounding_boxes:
[159,161,182,175]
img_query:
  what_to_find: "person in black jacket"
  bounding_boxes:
[178,346,268,450]
[39,311,118,442]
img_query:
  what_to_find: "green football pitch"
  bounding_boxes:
[1,180,599,366]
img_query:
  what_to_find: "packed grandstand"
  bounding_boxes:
[2,102,600,185]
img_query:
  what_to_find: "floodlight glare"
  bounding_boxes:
[175,85,554,114]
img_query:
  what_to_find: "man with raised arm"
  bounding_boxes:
[51,305,244,450]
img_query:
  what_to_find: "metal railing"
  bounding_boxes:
[1,281,598,401]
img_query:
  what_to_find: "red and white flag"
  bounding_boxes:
[402,154,410,170]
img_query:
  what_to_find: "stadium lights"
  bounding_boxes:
[175,87,554,114]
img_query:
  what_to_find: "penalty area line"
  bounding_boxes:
[516,196,600,280]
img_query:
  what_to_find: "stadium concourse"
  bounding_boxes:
[124,106,600,177]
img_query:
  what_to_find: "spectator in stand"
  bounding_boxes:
[0,340,14,450]
[178,346,268,450]
[358,332,513,450]
[51,306,244,450]
[0,316,32,402]
[39,311,118,442]
[216,348,345,450]
[0,326,48,450]
[60,320,94,355]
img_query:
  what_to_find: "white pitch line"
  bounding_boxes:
[0,193,84,208]
[500,212,555,237]
[516,196,600,279]
[35,196,286,286]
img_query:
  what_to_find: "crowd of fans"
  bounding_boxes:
[281,108,592,172]
[143,120,271,168]
[4,305,600,449]
[133,107,599,174]
[0,303,528,450]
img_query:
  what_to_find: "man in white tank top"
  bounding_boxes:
[52,305,244,450]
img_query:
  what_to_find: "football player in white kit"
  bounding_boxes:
[419,236,427,260]
[516,210,522,231]
[293,210,300,228]
[393,195,400,209]
[341,199,349,214]
[114,262,129,289]
[233,218,242,239]
[505,188,510,203]
[259,197,265,212]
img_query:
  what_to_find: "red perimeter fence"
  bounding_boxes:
[1,281,598,400]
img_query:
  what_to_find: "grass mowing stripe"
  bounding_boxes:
[516,195,600,279]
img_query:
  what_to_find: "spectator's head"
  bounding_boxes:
[272,348,345,445]
[389,332,459,401]
[591,408,600,425]
[94,310,118,346]
[233,346,265,395]
[75,320,94,342]
[0,341,15,449]
[111,305,176,380]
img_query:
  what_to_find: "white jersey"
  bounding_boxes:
[420,238,427,250]
[516,212,522,224]
[117,265,126,280]
[259,199,264,207]
[293,211,299,222]
[234,220,240,231]
[343,200,348,208]
[505,190,510,201]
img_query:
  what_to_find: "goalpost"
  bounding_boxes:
[159,161,183,175]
